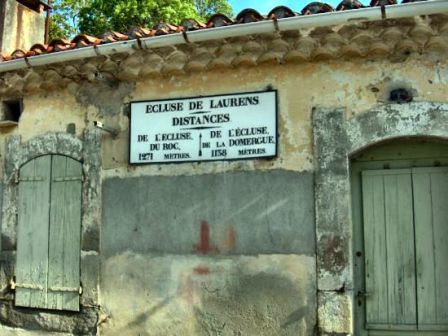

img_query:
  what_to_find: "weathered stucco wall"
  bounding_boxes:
[0,36,447,334]
[0,0,45,54]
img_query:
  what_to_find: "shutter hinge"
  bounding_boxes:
[48,285,83,294]
[11,280,44,290]
[13,171,19,184]
[19,177,44,182]
[53,176,83,182]
[11,279,83,294]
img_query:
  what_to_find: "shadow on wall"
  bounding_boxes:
[109,275,309,336]
[99,251,316,336]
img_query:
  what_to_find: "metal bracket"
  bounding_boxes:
[93,121,119,137]
[13,171,19,184]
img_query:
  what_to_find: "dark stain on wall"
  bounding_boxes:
[76,80,135,117]
[319,234,348,274]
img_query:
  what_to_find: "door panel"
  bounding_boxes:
[412,167,448,329]
[362,169,417,329]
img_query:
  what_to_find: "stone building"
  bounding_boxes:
[0,1,447,335]
[0,0,46,55]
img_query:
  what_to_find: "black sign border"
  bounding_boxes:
[129,89,278,165]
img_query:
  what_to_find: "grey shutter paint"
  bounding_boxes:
[16,155,82,311]
[362,169,417,330]
[362,167,448,334]
[47,155,82,311]
[412,167,448,330]
[16,155,51,308]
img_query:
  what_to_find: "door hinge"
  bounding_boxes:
[357,290,372,298]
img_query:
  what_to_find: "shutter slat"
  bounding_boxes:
[47,156,82,311]
[363,173,389,325]
[413,167,448,328]
[16,156,52,309]
[384,173,416,325]
[362,169,416,328]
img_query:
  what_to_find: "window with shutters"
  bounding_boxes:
[15,154,82,311]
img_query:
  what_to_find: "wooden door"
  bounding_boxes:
[15,155,82,311]
[361,167,448,334]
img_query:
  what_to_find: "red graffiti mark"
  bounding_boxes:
[194,266,210,275]
[193,220,219,254]
[223,227,237,251]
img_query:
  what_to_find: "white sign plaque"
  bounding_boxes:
[130,90,277,164]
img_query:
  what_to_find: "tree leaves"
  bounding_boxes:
[49,0,233,39]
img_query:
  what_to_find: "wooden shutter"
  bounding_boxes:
[16,155,82,311]
[16,156,51,308]
[412,167,448,330]
[362,169,417,330]
[47,156,82,311]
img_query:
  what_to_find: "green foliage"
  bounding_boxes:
[78,0,198,36]
[194,0,233,20]
[49,0,233,40]
[48,0,91,41]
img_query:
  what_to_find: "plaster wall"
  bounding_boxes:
[0,0,45,54]
[0,53,447,335]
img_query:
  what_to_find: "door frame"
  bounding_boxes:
[350,140,448,335]
[313,102,448,334]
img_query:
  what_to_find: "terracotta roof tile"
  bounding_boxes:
[71,34,102,48]
[29,43,48,56]
[206,14,233,28]
[101,31,129,43]
[153,23,179,36]
[128,27,156,39]
[370,0,398,6]
[0,1,442,65]
[48,38,73,52]
[302,2,335,15]
[336,0,365,10]
[268,6,298,19]
[235,9,264,23]
[11,49,27,59]
[180,18,207,31]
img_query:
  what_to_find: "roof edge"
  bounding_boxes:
[1,0,447,74]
